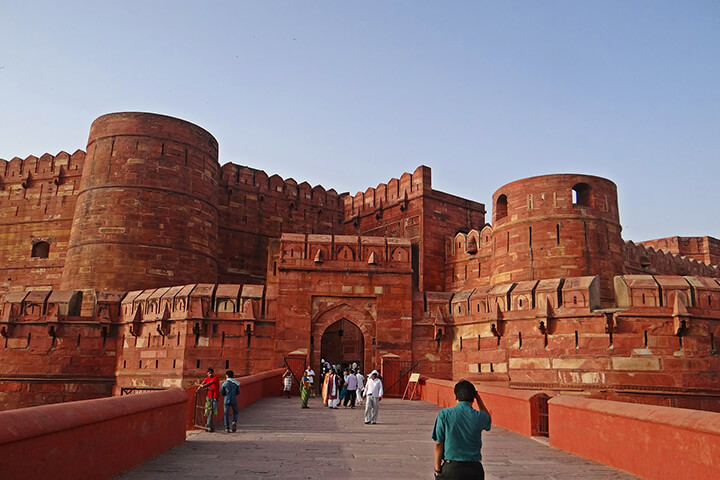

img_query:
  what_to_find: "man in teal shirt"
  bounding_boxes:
[431,380,491,479]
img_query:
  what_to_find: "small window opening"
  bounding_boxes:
[225,360,230,369]
[31,241,50,258]
[459,337,463,350]
[123,360,127,369]
[556,223,561,245]
[139,360,142,369]
[644,330,648,347]
[642,293,646,304]
[572,183,592,207]
[574,330,579,348]
[196,359,201,369]
[173,359,176,369]
[155,360,159,369]
[495,194,508,221]
[518,332,523,349]
[489,363,494,373]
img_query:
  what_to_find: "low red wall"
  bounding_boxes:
[186,368,284,429]
[549,396,720,480]
[0,389,187,480]
[419,378,544,436]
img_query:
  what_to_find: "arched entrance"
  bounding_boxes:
[320,318,364,369]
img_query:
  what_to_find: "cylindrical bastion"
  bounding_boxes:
[61,112,220,291]
[490,174,625,302]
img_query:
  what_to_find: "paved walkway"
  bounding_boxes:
[119,397,640,480]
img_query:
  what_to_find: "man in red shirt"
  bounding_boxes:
[201,367,220,432]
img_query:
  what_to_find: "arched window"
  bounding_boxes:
[31,241,50,258]
[572,183,592,207]
[495,194,508,221]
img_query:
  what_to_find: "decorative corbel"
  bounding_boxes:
[604,312,616,334]
[672,293,690,338]
[490,323,502,345]
[538,321,547,335]
[21,172,32,189]
[156,304,171,336]
[53,167,65,186]
[399,191,408,212]
[129,304,143,337]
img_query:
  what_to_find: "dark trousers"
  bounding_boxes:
[343,390,357,407]
[435,461,484,480]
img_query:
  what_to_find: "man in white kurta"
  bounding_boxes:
[363,370,383,424]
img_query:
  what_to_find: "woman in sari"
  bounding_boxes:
[300,374,311,408]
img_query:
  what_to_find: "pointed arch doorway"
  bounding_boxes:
[320,318,364,369]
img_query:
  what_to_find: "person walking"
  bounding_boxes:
[323,369,340,408]
[221,370,241,433]
[200,367,220,432]
[431,380,491,480]
[282,369,293,398]
[363,370,383,424]
[300,372,311,408]
[304,366,315,397]
[342,368,358,408]
[356,369,365,406]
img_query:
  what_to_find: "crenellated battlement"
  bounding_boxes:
[277,233,412,269]
[343,165,432,217]
[220,162,345,208]
[624,240,719,278]
[0,150,86,182]
[0,283,264,334]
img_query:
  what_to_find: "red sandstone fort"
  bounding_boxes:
[1,112,719,412]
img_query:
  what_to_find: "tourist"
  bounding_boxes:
[323,368,340,408]
[300,372,311,408]
[339,368,349,403]
[431,380,491,479]
[200,367,220,432]
[355,369,365,406]
[304,366,315,397]
[221,370,241,433]
[282,369,293,398]
[363,369,383,424]
[343,368,358,408]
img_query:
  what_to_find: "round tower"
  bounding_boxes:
[61,112,220,291]
[490,174,624,302]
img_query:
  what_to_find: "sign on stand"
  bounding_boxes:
[402,373,421,400]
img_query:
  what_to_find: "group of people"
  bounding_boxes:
[203,365,493,479]
[199,367,241,433]
[320,363,384,425]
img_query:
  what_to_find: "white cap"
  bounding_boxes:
[370,370,379,376]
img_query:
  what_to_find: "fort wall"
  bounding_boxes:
[0,151,85,298]
[444,274,720,410]
[344,165,486,291]
[216,163,346,285]
[638,235,720,267]
[625,240,720,277]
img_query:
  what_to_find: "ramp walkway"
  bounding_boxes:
[119,396,639,480]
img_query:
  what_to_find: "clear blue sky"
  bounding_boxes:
[1,1,718,241]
